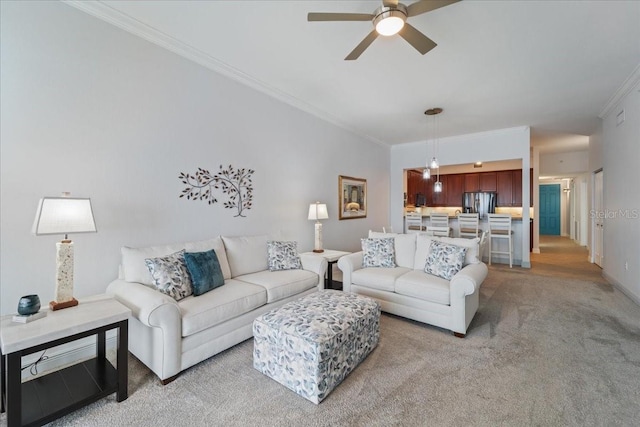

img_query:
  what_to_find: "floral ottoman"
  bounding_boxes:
[253,290,380,404]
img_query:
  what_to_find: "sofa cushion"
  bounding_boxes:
[369,231,416,268]
[184,237,232,280]
[424,241,467,280]
[123,242,186,286]
[433,236,480,266]
[222,235,269,277]
[362,237,396,268]
[395,270,451,305]
[122,236,231,285]
[351,267,411,292]
[184,249,225,296]
[235,269,318,303]
[145,250,193,301]
[179,279,267,337]
[267,241,302,271]
[413,234,435,270]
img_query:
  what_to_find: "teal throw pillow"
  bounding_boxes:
[184,249,225,296]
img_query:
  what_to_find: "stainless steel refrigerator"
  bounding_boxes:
[462,192,497,219]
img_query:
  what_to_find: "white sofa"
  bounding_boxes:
[337,231,488,337]
[106,235,327,384]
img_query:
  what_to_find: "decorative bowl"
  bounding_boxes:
[18,294,41,315]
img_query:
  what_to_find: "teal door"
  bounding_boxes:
[539,184,561,235]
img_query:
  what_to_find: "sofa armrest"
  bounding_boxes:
[106,279,181,328]
[450,262,489,299]
[337,252,364,292]
[299,254,329,290]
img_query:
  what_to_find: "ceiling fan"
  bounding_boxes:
[308,0,460,60]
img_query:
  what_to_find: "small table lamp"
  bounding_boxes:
[32,194,97,310]
[308,202,328,253]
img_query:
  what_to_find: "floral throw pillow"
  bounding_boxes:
[145,250,193,301]
[424,241,467,280]
[361,237,396,268]
[267,241,302,271]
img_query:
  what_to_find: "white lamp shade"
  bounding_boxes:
[32,197,97,235]
[308,203,329,221]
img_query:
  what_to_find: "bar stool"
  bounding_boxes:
[426,226,450,237]
[458,213,480,238]
[488,214,513,268]
[429,212,451,237]
[405,212,425,233]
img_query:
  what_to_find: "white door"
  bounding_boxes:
[593,170,604,267]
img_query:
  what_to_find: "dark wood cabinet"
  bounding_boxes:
[464,173,480,192]
[496,169,526,207]
[496,171,514,206]
[480,172,497,192]
[530,168,534,207]
[406,170,422,206]
[512,170,523,206]
[446,174,464,206]
[406,168,533,208]
[431,175,447,206]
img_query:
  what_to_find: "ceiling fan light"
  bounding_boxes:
[375,15,405,36]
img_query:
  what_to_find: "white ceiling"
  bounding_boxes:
[68,1,640,152]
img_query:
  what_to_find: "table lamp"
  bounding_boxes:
[308,202,328,253]
[32,193,97,310]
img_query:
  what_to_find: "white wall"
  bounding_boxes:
[600,75,640,304]
[539,151,589,176]
[0,2,389,314]
[391,126,531,267]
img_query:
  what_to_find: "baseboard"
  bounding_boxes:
[21,331,118,381]
[603,272,640,307]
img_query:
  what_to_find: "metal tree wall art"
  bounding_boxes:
[179,165,254,217]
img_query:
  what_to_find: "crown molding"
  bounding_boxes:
[599,63,640,119]
[61,1,388,148]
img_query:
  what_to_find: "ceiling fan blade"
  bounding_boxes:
[383,0,400,7]
[345,30,379,60]
[407,0,460,17]
[398,23,437,55]
[308,12,374,22]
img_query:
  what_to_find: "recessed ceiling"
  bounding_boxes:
[68,1,640,150]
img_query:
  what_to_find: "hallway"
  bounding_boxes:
[530,235,605,282]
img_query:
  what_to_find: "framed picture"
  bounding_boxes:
[339,175,367,220]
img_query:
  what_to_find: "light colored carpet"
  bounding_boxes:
[4,237,640,426]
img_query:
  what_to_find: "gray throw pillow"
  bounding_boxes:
[424,241,467,280]
[145,249,193,301]
[361,237,396,268]
[267,241,302,271]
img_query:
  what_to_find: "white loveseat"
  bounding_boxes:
[106,235,327,383]
[337,232,488,337]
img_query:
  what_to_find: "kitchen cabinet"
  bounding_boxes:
[431,175,447,206]
[406,170,423,205]
[496,169,525,207]
[480,172,497,192]
[446,174,464,206]
[497,171,514,206]
[464,173,480,192]
[512,170,523,206]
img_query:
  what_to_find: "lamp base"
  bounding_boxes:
[49,298,79,311]
[313,249,324,253]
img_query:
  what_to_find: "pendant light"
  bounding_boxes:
[425,108,443,192]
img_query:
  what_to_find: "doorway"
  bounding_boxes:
[539,184,561,235]
[593,170,604,267]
